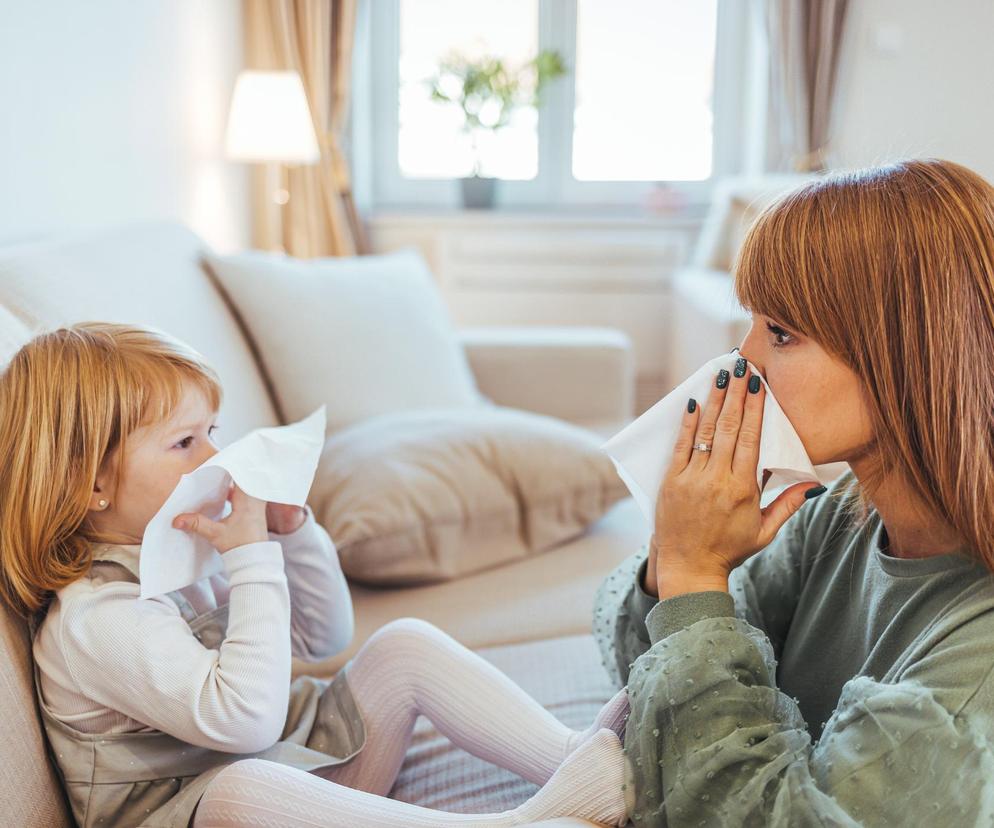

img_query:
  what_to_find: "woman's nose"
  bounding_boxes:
[732,344,763,377]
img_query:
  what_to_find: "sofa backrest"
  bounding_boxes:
[0,221,281,823]
[0,220,280,437]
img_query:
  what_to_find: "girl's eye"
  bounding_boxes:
[765,321,794,348]
[176,425,219,450]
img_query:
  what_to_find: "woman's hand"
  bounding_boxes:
[172,482,269,554]
[266,502,307,534]
[649,358,825,600]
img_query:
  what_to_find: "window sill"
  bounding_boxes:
[367,202,710,229]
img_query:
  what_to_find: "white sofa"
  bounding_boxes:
[0,221,648,826]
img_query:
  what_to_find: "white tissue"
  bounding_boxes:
[139,406,327,599]
[602,351,820,526]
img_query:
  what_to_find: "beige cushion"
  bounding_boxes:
[309,407,630,587]
[204,248,484,434]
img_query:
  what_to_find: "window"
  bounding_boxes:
[398,0,540,180]
[572,0,716,182]
[368,0,750,208]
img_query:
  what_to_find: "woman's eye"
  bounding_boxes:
[765,321,793,348]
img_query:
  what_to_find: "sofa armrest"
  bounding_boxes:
[669,266,752,385]
[458,326,635,431]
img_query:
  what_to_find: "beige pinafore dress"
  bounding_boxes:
[28,546,367,828]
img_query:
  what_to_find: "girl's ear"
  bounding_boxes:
[87,487,110,512]
[89,452,118,512]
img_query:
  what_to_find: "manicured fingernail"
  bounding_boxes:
[734,357,747,378]
[804,485,827,499]
[687,397,696,413]
[748,375,761,393]
[716,369,729,389]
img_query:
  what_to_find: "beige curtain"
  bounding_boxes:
[244,0,367,256]
[765,0,850,172]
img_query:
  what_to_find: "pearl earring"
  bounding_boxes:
[98,499,108,508]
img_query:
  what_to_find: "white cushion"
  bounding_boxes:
[0,305,31,370]
[205,248,484,433]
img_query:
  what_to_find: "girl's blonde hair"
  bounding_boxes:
[0,322,223,619]
[734,158,994,568]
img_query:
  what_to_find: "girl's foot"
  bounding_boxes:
[509,729,630,827]
[564,686,630,759]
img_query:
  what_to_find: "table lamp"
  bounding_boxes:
[225,70,321,252]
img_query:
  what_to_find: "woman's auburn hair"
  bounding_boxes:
[734,157,994,568]
[0,322,223,619]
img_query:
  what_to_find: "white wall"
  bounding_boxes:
[0,1,250,251]
[830,0,994,180]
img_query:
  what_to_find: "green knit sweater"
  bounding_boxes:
[593,469,994,826]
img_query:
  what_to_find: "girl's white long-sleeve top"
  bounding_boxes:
[32,504,354,755]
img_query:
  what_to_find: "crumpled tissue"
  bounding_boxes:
[139,406,326,599]
[602,351,820,525]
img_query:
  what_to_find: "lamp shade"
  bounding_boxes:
[225,70,321,163]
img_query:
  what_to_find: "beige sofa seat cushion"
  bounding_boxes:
[0,221,279,442]
[390,633,615,821]
[294,497,648,678]
[311,407,630,586]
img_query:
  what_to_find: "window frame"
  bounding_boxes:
[369,0,751,210]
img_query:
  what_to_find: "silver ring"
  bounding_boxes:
[693,442,712,453]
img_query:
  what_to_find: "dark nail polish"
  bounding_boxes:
[748,375,761,393]
[804,485,827,499]
[734,357,747,378]
[687,397,696,413]
[716,369,729,389]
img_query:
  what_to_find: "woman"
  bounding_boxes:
[594,157,994,826]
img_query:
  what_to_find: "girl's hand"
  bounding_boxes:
[266,502,307,535]
[650,358,825,599]
[172,482,268,554]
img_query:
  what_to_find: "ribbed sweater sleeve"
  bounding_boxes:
[269,503,354,661]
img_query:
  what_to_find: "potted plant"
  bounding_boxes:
[428,50,567,209]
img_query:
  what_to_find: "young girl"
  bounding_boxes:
[0,321,633,828]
